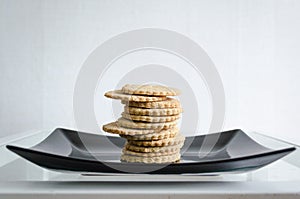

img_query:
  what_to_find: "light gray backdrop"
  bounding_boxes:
[1,0,300,144]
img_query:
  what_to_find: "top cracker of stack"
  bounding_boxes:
[102,84,185,164]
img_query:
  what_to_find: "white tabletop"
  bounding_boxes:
[0,129,299,199]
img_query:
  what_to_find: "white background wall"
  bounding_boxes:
[0,0,300,144]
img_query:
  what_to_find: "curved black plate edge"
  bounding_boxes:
[5,128,297,174]
[55,127,244,140]
[6,144,296,166]
[48,127,279,153]
[50,127,245,141]
[34,127,269,153]
[32,127,270,154]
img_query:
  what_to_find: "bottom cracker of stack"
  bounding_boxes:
[120,133,185,163]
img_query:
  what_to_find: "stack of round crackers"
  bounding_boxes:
[102,84,185,164]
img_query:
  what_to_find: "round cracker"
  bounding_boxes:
[121,112,180,123]
[117,118,178,130]
[124,106,183,116]
[129,134,185,147]
[122,148,179,157]
[121,153,181,164]
[120,127,179,141]
[102,122,163,135]
[122,84,180,96]
[125,143,184,153]
[104,90,166,102]
[121,98,181,109]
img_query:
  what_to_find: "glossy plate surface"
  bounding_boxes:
[6,128,295,174]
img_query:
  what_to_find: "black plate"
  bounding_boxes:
[6,128,295,174]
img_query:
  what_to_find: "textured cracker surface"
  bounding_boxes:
[122,98,181,109]
[104,90,166,102]
[121,112,180,123]
[129,134,185,147]
[121,153,181,163]
[125,143,184,153]
[102,122,162,135]
[122,84,180,96]
[120,127,178,141]
[117,118,178,129]
[124,106,183,116]
[122,148,179,157]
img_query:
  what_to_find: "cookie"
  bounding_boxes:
[125,143,184,153]
[120,127,179,141]
[104,90,166,102]
[102,122,163,135]
[122,148,179,157]
[121,153,181,163]
[117,118,178,129]
[124,106,183,116]
[129,134,185,147]
[122,98,181,109]
[121,112,180,123]
[122,84,180,96]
